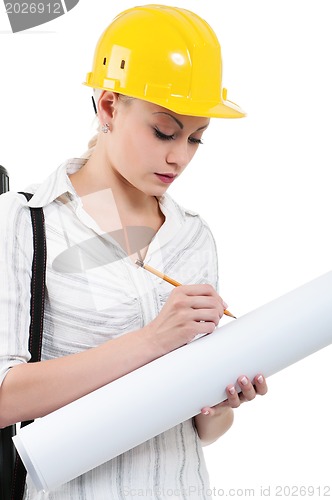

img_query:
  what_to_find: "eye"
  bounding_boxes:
[153,127,203,145]
[188,137,203,145]
[154,128,175,141]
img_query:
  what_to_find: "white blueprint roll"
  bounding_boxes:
[13,271,332,492]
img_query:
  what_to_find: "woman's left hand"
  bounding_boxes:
[201,374,268,416]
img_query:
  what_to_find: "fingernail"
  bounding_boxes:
[257,375,264,384]
[222,300,229,309]
[228,386,236,395]
[240,376,248,386]
[203,410,210,416]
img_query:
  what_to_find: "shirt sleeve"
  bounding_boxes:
[0,192,34,385]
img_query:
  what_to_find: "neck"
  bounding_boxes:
[72,148,156,208]
[69,148,164,235]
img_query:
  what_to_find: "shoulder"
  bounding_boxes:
[0,192,32,235]
[0,191,30,216]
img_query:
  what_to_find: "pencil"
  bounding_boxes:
[135,259,236,319]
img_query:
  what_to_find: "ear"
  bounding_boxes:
[97,91,119,128]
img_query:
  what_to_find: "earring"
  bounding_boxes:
[101,123,110,133]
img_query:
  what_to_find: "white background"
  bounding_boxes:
[1,0,331,497]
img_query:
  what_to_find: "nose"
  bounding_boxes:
[165,141,191,169]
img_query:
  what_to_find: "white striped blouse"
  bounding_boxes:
[0,158,219,499]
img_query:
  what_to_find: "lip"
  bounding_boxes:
[155,173,176,184]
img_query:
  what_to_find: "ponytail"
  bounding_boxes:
[80,125,100,160]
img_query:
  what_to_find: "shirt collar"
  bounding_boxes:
[26,158,86,208]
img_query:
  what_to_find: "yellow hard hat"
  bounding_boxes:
[84,4,245,118]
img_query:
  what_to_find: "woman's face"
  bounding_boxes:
[102,95,210,197]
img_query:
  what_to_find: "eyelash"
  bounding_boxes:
[154,128,203,145]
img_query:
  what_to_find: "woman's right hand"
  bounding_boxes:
[145,284,226,353]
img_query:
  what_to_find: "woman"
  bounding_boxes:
[0,5,267,499]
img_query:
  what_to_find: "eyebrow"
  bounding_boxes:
[152,112,209,132]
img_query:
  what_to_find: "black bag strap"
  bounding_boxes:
[0,426,15,499]
[11,193,47,500]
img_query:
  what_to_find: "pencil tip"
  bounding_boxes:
[224,310,237,319]
[135,259,144,267]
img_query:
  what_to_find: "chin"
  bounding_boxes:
[151,187,170,197]
[141,184,168,197]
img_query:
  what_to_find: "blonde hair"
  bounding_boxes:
[80,126,100,160]
[81,90,133,160]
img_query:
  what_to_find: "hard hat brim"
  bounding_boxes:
[85,82,246,119]
[154,98,246,119]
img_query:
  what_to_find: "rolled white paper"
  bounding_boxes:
[14,271,332,492]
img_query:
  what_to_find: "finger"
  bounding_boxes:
[238,392,248,403]
[254,374,268,395]
[191,309,221,325]
[181,284,220,298]
[194,321,216,336]
[190,296,224,317]
[200,406,216,417]
[170,287,224,319]
[238,376,257,401]
[225,384,241,408]
[178,284,223,305]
